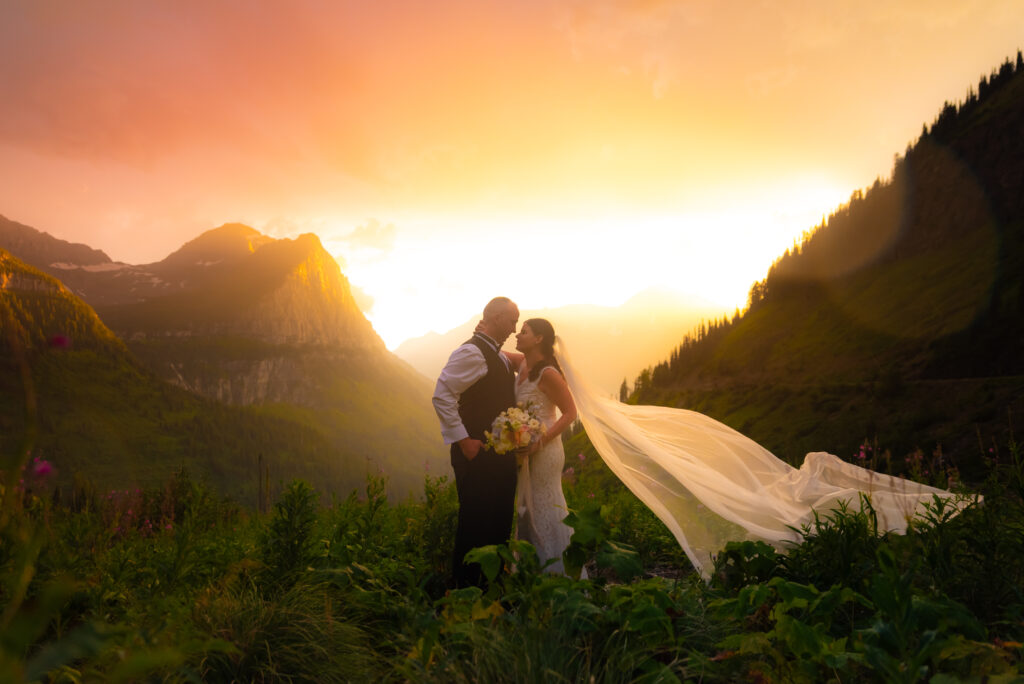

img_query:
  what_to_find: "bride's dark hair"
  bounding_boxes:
[525,318,563,382]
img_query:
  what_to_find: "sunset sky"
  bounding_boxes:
[1,1,1022,348]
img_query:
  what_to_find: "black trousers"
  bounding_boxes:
[450,443,518,587]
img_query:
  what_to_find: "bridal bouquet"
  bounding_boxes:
[484,403,544,455]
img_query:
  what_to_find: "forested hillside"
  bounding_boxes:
[631,53,1024,476]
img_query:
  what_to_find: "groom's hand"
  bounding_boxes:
[459,437,483,460]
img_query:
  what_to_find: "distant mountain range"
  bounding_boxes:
[630,52,1024,479]
[0,219,446,500]
[395,289,722,397]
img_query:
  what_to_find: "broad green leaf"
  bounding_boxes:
[463,545,501,582]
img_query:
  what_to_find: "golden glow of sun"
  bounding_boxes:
[328,174,850,349]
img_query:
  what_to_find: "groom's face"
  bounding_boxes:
[494,304,519,344]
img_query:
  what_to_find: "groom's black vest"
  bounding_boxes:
[458,335,516,441]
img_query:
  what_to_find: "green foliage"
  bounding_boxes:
[260,480,319,584]
[193,576,373,682]
[781,496,884,592]
[563,503,643,582]
[712,540,781,592]
[2,436,1023,682]
[412,474,459,580]
[856,544,1008,683]
[712,577,868,682]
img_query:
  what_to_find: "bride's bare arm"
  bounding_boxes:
[502,350,525,367]
[535,366,578,448]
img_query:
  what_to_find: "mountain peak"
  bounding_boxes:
[0,215,111,268]
[159,223,274,267]
[294,232,323,249]
[213,222,261,236]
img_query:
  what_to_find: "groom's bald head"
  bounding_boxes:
[479,297,519,345]
[483,297,514,320]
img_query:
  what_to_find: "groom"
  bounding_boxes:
[432,296,520,587]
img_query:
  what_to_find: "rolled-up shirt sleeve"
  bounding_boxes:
[432,344,488,444]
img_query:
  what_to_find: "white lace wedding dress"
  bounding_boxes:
[514,365,578,575]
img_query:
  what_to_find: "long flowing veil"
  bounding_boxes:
[554,337,965,578]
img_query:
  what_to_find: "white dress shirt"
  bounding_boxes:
[432,333,507,444]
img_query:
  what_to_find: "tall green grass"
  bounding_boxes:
[1,433,1022,682]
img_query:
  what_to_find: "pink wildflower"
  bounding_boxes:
[33,460,53,477]
[577,453,586,462]
[563,466,575,476]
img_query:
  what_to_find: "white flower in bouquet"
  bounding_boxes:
[484,402,545,455]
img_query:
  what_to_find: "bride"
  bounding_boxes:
[503,320,967,579]
[501,318,581,575]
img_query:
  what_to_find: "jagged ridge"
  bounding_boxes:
[0,215,111,268]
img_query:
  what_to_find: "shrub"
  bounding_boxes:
[260,480,319,585]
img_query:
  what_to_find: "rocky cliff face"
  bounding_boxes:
[165,357,288,405]
[154,347,404,407]
[94,227,393,407]
[223,236,382,350]
[1,267,60,295]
